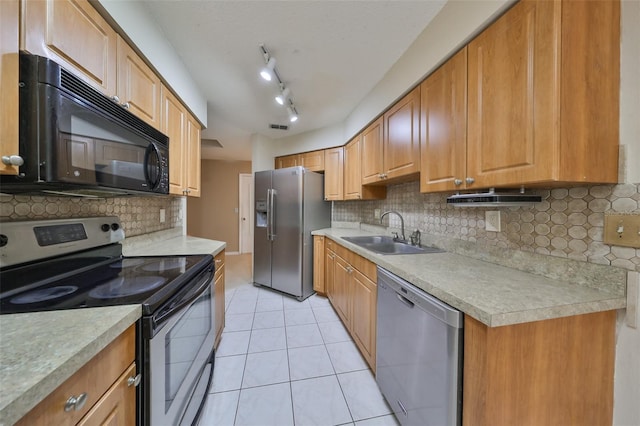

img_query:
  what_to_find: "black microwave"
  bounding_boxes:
[1,53,169,197]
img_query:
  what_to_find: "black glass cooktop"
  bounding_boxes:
[0,253,212,315]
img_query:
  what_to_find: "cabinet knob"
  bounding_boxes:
[453,179,462,186]
[121,102,131,109]
[110,95,120,103]
[2,155,24,167]
[127,374,142,387]
[64,392,88,412]
[466,177,475,185]
[215,259,222,264]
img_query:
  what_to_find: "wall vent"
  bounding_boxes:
[269,124,289,130]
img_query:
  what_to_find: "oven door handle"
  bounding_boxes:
[152,265,214,329]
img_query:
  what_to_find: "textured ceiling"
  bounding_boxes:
[141,0,447,160]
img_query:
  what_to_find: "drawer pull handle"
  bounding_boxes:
[215,259,222,264]
[64,392,88,412]
[127,374,142,387]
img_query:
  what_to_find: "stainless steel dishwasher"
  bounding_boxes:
[376,266,463,426]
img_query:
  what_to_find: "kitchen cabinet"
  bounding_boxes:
[344,135,386,200]
[361,117,384,185]
[116,36,162,129]
[323,147,344,201]
[214,250,225,349]
[16,325,137,426]
[465,0,619,189]
[162,84,201,197]
[420,47,467,192]
[313,236,325,294]
[275,154,299,169]
[324,238,377,370]
[464,310,615,426]
[275,149,325,172]
[0,0,19,176]
[22,0,118,96]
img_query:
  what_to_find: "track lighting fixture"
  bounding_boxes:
[259,43,300,123]
[275,86,290,105]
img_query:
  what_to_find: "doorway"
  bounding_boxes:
[238,173,253,254]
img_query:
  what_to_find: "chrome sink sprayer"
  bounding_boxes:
[380,210,406,242]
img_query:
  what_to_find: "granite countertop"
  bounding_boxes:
[0,305,141,426]
[314,227,626,327]
[121,228,226,256]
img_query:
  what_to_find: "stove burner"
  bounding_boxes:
[89,276,167,299]
[141,258,187,273]
[109,258,146,269]
[11,286,78,304]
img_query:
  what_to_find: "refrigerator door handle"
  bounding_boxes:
[270,189,277,240]
[266,188,272,240]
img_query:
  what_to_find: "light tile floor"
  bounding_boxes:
[198,265,398,426]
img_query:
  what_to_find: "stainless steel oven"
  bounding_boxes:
[0,217,215,426]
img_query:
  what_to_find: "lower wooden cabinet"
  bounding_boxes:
[214,249,226,349]
[313,236,325,294]
[16,325,137,426]
[324,238,377,370]
[464,311,615,426]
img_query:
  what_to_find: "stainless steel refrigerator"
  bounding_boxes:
[253,166,331,300]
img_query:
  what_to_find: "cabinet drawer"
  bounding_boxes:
[214,250,225,278]
[16,325,135,426]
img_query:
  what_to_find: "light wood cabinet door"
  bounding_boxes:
[0,0,20,176]
[467,0,559,188]
[323,147,344,201]
[350,267,377,371]
[300,150,325,172]
[361,117,384,185]
[343,136,362,200]
[186,114,202,197]
[420,47,468,193]
[214,250,225,349]
[116,36,161,129]
[76,363,136,426]
[161,85,187,195]
[383,86,420,181]
[22,0,118,96]
[325,246,336,305]
[313,236,325,294]
[276,154,298,169]
[333,255,351,326]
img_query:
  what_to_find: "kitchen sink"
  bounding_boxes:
[341,235,444,255]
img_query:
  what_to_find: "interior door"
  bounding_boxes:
[239,173,253,254]
[271,167,303,296]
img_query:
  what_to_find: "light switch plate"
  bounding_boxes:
[604,214,640,248]
[159,208,166,223]
[485,211,502,232]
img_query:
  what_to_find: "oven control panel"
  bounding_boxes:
[0,216,124,268]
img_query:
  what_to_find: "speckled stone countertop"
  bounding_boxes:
[0,305,141,426]
[121,228,226,256]
[313,228,626,327]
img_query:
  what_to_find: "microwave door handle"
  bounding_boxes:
[270,189,277,241]
[144,143,161,189]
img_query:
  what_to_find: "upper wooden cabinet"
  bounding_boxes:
[420,47,468,193]
[361,117,384,185]
[162,85,201,197]
[382,86,421,182]
[324,147,344,201]
[275,154,298,169]
[344,135,386,200]
[275,149,325,172]
[0,0,20,176]
[465,0,620,189]
[117,36,162,129]
[22,0,118,95]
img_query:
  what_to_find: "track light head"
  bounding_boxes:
[275,87,290,105]
[287,106,299,123]
[260,57,276,81]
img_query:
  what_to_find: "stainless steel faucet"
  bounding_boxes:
[380,210,405,242]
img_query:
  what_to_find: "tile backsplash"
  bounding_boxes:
[0,194,182,237]
[333,181,640,273]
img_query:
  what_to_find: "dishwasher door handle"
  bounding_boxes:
[396,293,414,308]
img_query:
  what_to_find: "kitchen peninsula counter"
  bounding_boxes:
[313,227,626,327]
[122,228,226,257]
[0,305,141,426]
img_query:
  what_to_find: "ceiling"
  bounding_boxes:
[141,1,447,161]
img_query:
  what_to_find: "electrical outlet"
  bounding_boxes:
[485,211,502,232]
[604,214,640,248]
[159,209,166,223]
[374,209,381,219]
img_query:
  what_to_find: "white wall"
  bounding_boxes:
[273,123,345,157]
[97,0,207,126]
[251,133,276,173]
